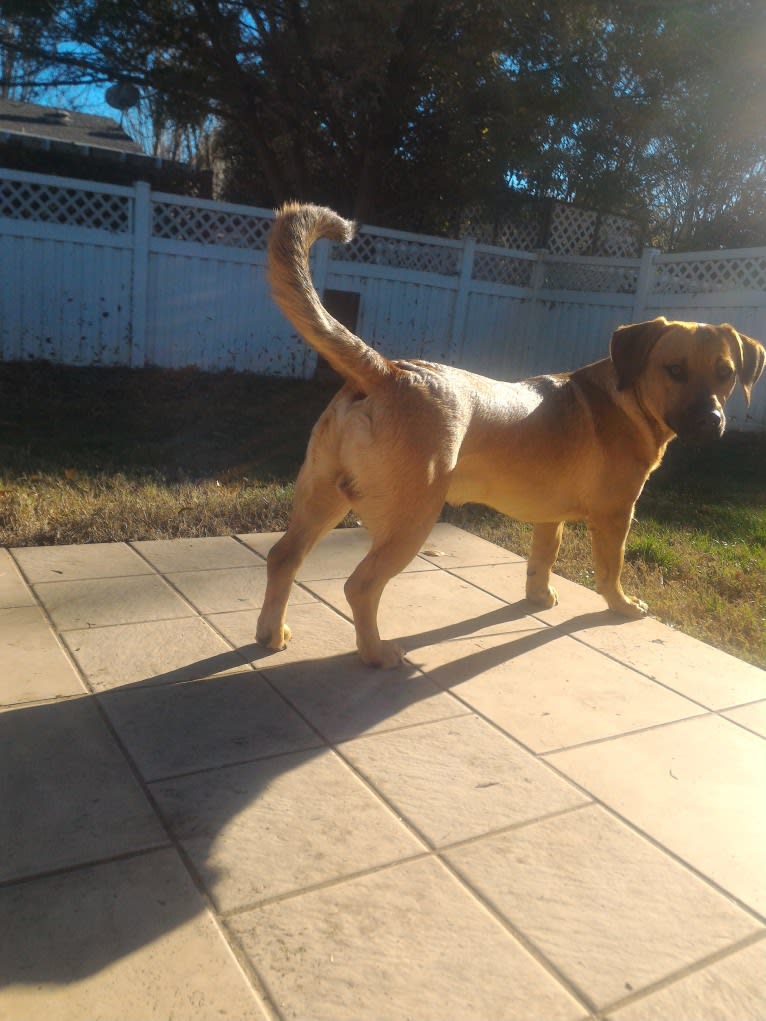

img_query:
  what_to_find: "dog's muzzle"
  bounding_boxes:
[669,399,726,443]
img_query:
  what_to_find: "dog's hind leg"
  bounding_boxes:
[256,469,349,651]
[525,521,564,609]
[344,504,444,668]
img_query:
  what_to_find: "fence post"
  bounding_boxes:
[451,237,476,361]
[311,237,331,296]
[632,246,659,322]
[519,249,548,377]
[130,180,151,367]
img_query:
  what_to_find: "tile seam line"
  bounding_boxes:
[597,929,766,1016]
[536,708,715,757]
[221,851,433,919]
[252,666,437,852]
[0,843,174,892]
[233,533,267,560]
[1,690,86,712]
[342,578,761,907]
[334,705,477,745]
[55,610,199,633]
[143,563,269,577]
[440,563,744,714]
[17,568,156,586]
[217,922,286,1021]
[233,530,442,580]
[139,737,328,786]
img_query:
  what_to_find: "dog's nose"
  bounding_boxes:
[706,407,724,431]
[695,406,725,440]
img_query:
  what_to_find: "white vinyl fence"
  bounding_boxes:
[2,167,765,429]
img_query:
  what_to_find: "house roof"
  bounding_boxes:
[0,97,144,156]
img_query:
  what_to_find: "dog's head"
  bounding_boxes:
[610,317,765,442]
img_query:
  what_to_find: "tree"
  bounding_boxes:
[496,0,766,248]
[0,2,66,101]
[640,1,766,249]
[0,0,519,225]
[1,0,764,247]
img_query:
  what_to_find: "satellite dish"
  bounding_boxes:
[105,81,140,111]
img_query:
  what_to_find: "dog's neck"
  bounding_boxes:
[609,371,674,470]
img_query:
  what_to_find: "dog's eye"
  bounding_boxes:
[717,363,734,381]
[665,363,687,382]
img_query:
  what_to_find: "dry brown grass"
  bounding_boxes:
[0,474,297,546]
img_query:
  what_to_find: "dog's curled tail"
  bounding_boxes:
[268,202,401,393]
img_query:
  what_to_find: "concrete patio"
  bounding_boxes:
[1,522,765,1021]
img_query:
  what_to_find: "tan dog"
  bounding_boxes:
[256,203,765,667]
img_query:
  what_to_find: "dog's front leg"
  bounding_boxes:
[525,522,564,609]
[589,511,648,618]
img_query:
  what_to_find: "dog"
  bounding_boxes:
[255,203,765,667]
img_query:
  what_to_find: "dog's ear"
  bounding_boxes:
[610,317,670,391]
[721,324,766,406]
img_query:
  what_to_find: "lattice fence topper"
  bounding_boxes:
[472,249,535,288]
[151,199,272,249]
[0,176,130,232]
[544,260,639,294]
[551,204,644,258]
[595,213,643,259]
[461,203,544,251]
[331,230,462,276]
[460,200,641,258]
[651,253,766,295]
[546,205,599,256]
[493,215,545,252]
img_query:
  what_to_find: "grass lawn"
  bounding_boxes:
[1,360,764,667]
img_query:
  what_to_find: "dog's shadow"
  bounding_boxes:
[401,601,615,674]
[0,601,622,985]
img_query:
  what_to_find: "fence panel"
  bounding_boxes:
[532,298,634,376]
[458,290,531,378]
[326,266,460,364]
[1,167,765,429]
[1,230,133,364]
[146,244,312,376]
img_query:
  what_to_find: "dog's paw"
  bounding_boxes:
[360,639,406,669]
[526,584,559,610]
[255,621,292,651]
[610,596,648,619]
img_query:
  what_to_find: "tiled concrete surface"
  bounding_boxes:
[1,524,765,1021]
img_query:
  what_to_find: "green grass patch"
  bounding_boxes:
[1,360,764,666]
